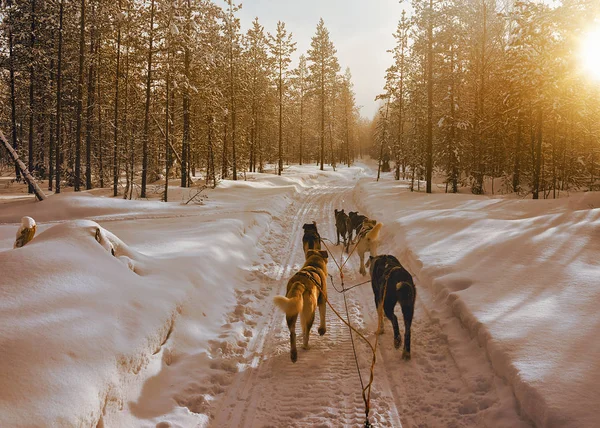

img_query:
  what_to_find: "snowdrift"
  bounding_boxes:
[0,166,344,427]
[355,177,600,428]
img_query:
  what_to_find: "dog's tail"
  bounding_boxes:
[273,285,304,317]
[366,222,382,241]
[396,281,415,300]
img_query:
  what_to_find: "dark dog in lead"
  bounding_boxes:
[334,209,351,248]
[368,254,416,360]
[302,222,321,258]
[348,211,367,244]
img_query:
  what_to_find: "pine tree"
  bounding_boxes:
[307,18,340,171]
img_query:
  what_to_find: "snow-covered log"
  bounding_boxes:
[0,128,46,201]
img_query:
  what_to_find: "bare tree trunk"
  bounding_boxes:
[141,0,155,198]
[228,1,237,180]
[28,0,37,193]
[74,0,85,191]
[97,27,104,188]
[533,107,543,199]
[377,99,390,181]
[85,9,96,190]
[181,0,191,187]
[7,0,20,182]
[513,111,522,193]
[48,56,55,191]
[55,0,64,193]
[112,0,122,196]
[164,7,172,202]
[299,87,304,165]
[320,61,325,171]
[425,0,433,193]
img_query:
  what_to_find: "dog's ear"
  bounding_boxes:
[319,250,328,259]
[313,221,317,226]
[302,223,309,230]
[335,209,338,215]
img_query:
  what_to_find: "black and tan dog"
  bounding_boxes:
[273,249,328,363]
[368,254,416,360]
[348,211,367,244]
[334,209,351,248]
[302,222,321,257]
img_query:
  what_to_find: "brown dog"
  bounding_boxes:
[273,249,328,362]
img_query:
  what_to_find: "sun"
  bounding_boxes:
[580,26,600,81]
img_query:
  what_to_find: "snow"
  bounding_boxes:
[0,167,329,427]
[355,173,600,428]
[0,163,596,427]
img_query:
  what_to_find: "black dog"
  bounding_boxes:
[302,222,321,257]
[334,209,351,248]
[348,211,367,244]
[368,254,416,360]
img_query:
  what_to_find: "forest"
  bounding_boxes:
[0,0,363,200]
[373,0,600,198]
[1,0,600,200]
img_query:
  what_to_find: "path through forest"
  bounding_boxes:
[203,166,530,428]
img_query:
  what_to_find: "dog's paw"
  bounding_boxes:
[394,337,402,349]
[318,327,326,336]
[376,327,384,335]
[402,350,411,361]
[291,349,298,363]
[359,267,366,276]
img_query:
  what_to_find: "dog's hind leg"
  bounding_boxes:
[303,312,315,350]
[302,298,317,350]
[399,285,416,360]
[384,300,401,349]
[287,314,298,363]
[317,296,327,336]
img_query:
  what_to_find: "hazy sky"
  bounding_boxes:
[237,0,408,119]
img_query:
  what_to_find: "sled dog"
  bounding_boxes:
[273,249,328,363]
[368,254,416,360]
[302,222,321,257]
[334,209,351,248]
[348,211,367,244]
[356,219,382,275]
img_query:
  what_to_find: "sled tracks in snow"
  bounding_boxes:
[208,185,402,427]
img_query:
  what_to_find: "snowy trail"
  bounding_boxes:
[205,169,529,428]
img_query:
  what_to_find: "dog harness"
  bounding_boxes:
[296,267,324,291]
[357,222,375,241]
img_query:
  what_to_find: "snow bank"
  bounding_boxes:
[355,176,600,427]
[0,166,339,427]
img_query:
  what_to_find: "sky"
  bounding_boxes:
[237,0,408,119]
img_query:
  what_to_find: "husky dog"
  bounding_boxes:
[13,216,36,249]
[334,209,351,248]
[368,254,416,360]
[348,211,367,244]
[355,219,382,275]
[302,222,321,257]
[273,249,328,363]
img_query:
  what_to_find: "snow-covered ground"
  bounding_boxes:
[0,163,594,427]
[356,172,600,428]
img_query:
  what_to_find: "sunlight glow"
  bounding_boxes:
[580,26,600,81]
